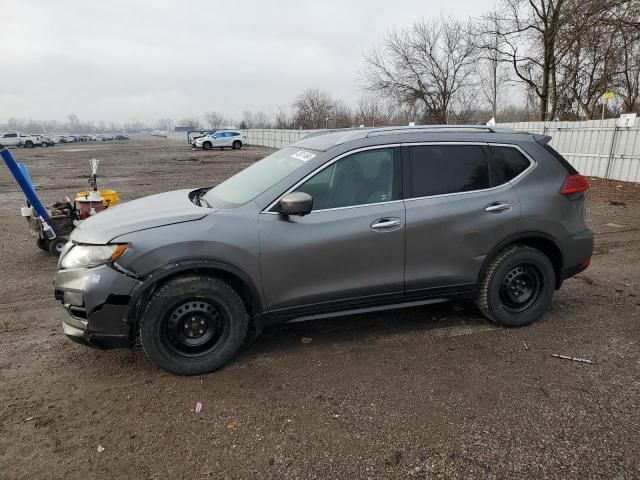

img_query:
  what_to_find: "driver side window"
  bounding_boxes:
[295,148,398,211]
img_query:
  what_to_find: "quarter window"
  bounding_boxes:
[490,146,531,185]
[408,145,490,198]
[296,148,397,210]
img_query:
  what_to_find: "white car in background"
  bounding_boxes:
[194,130,247,150]
[0,131,44,148]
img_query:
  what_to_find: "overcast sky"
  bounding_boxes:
[1,0,495,125]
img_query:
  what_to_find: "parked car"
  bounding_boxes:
[194,130,247,150]
[188,131,214,145]
[54,125,593,375]
[41,135,55,147]
[0,131,44,148]
[114,134,130,140]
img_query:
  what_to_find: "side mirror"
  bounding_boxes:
[279,192,313,216]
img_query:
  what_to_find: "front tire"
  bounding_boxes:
[140,275,248,375]
[202,141,212,150]
[477,245,555,327]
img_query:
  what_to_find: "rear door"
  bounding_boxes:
[259,146,405,313]
[403,143,522,296]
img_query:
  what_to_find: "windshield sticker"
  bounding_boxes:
[291,150,316,162]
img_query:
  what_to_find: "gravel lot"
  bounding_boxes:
[0,137,639,479]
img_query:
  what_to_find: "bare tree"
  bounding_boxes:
[611,3,640,112]
[179,117,200,130]
[254,111,271,129]
[476,13,511,121]
[292,88,334,129]
[332,100,353,128]
[68,113,80,132]
[363,16,479,124]
[485,0,632,121]
[274,106,291,129]
[204,111,225,130]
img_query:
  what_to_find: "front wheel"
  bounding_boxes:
[140,275,249,375]
[202,141,212,150]
[477,245,555,327]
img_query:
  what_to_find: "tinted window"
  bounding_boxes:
[408,145,489,198]
[3,133,17,138]
[490,146,531,185]
[543,144,578,174]
[296,148,396,210]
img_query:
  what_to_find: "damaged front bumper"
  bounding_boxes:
[54,264,142,348]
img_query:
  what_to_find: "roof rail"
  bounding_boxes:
[364,125,516,138]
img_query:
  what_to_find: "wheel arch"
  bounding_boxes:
[128,259,265,333]
[480,232,564,289]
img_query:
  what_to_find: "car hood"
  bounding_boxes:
[70,189,212,244]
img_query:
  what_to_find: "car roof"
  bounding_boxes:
[292,125,542,152]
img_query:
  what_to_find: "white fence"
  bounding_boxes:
[239,120,640,183]
[498,119,640,182]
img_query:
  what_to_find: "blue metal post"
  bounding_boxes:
[1,148,51,221]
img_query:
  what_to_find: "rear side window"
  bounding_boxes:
[408,145,489,198]
[543,144,578,174]
[489,146,531,185]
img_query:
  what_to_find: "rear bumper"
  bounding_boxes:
[559,228,594,284]
[54,264,142,349]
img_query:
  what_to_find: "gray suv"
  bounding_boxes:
[54,126,593,375]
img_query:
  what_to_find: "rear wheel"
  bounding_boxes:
[42,142,49,148]
[477,245,555,327]
[232,140,242,150]
[203,141,212,150]
[140,275,248,375]
[25,141,33,148]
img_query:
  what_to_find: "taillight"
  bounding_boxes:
[560,174,589,195]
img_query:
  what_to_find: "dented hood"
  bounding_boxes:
[70,189,211,244]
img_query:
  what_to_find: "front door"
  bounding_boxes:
[259,146,405,314]
[403,143,522,296]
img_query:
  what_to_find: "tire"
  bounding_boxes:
[25,141,33,148]
[140,275,249,375]
[232,141,242,150]
[36,238,48,251]
[477,245,555,327]
[203,141,212,150]
[42,142,49,148]
[48,237,67,256]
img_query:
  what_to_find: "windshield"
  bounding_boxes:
[204,146,318,206]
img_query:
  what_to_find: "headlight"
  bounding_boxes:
[60,244,128,269]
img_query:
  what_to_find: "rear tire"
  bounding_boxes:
[232,141,242,150]
[25,141,33,148]
[140,275,248,375]
[477,245,555,327]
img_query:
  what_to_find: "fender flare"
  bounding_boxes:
[127,258,265,319]
[478,231,564,288]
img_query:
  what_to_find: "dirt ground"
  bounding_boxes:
[0,137,639,479]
